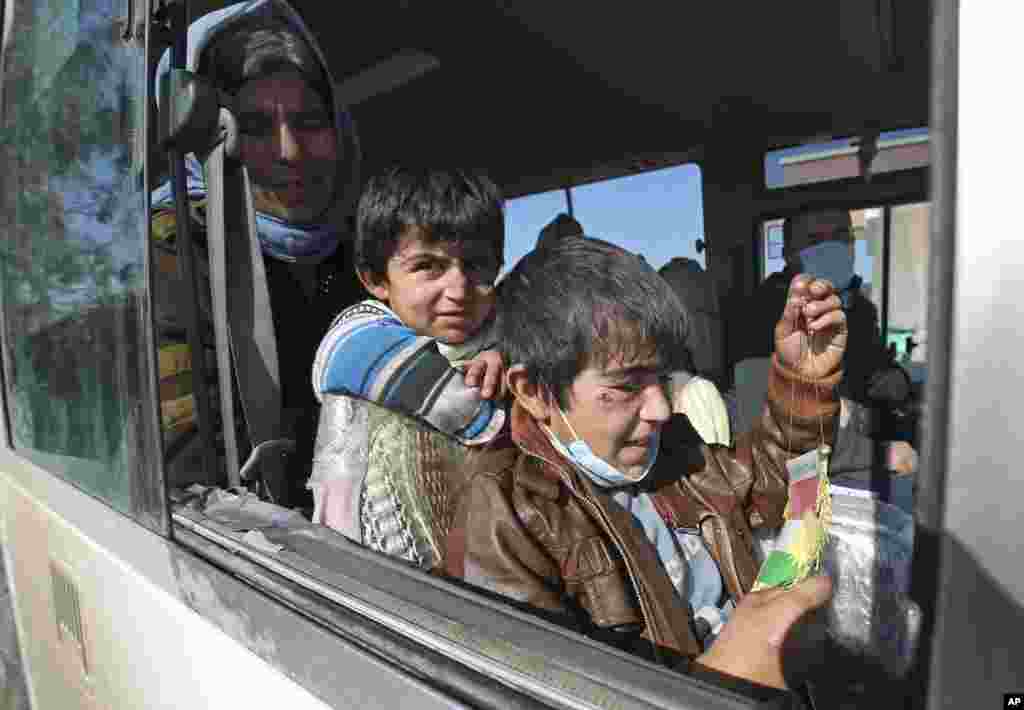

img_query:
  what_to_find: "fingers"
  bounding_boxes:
[463,360,484,389]
[806,306,846,335]
[766,575,833,647]
[802,293,842,320]
[480,360,500,399]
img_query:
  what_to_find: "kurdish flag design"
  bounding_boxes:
[752,446,832,591]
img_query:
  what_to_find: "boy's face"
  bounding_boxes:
[362,228,500,344]
[550,348,673,480]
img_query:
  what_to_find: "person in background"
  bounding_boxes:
[730,208,910,409]
[150,0,365,505]
[536,212,584,251]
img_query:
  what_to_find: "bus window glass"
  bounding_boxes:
[570,163,705,269]
[502,188,568,275]
[0,0,149,513]
[765,127,930,190]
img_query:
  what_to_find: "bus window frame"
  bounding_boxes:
[169,504,784,710]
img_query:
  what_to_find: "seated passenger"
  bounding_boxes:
[150,0,364,501]
[536,212,584,251]
[445,237,841,690]
[308,168,507,562]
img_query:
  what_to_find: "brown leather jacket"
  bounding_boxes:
[445,354,840,662]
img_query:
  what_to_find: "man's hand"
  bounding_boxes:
[775,275,847,379]
[695,575,833,689]
[462,350,506,400]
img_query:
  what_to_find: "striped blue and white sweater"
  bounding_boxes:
[307,299,506,560]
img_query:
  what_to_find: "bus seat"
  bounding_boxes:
[733,356,772,437]
[309,394,473,571]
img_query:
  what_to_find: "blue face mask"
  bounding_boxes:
[544,406,660,488]
[798,240,855,290]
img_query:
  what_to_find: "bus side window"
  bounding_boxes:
[0,0,162,526]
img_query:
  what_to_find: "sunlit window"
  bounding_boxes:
[503,163,705,275]
[765,128,929,190]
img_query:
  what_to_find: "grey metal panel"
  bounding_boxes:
[917,0,1024,706]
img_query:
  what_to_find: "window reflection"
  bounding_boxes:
[0,0,150,512]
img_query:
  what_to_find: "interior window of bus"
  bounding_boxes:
[0,0,155,517]
[502,187,569,276]
[764,127,930,190]
[570,164,705,270]
[503,164,705,275]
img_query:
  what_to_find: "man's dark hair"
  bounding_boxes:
[499,238,691,408]
[355,168,505,280]
[537,212,584,250]
[204,23,331,107]
[783,208,853,259]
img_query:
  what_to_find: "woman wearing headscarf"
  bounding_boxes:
[151,0,364,505]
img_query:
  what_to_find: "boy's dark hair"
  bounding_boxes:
[355,168,505,280]
[499,238,692,408]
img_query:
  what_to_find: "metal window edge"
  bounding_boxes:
[172,511,772,710]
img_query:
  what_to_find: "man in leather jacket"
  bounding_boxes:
[446,238,843,691]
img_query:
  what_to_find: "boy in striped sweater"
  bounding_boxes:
[307,168,508,561]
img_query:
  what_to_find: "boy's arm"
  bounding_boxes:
[312,302,504,445]
[741,276,845,528]
[461,349,506,400]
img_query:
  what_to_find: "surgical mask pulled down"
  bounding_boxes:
[798,240,855,291]
[544,405,661,488]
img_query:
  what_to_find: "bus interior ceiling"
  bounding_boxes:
[179,0,931,192]
[293,0,928,190]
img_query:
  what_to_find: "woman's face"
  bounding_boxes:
[236,69,337,222]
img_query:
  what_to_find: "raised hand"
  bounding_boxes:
[775,274,847,379]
